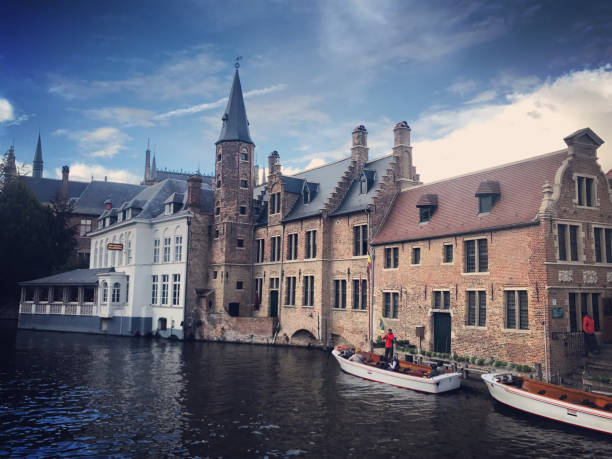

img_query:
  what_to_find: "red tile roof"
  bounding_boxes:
[372,150,568,244]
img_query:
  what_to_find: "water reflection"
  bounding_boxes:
[0,325,609,458]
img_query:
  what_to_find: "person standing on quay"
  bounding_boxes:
[383,328,395,362]
[582,313,599,356]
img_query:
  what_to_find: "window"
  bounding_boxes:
[241,152,248,161]
[213,270,218,279]
[214,228,219,239]
[255,239,265,263]
[217,153,221,162]
[254,278,263,310]
[593,227,612,263]
[68,286,79,302]
[360,175,368,194]
[569,292,601,332]
[112,283,120,303]
[163,237,171,263]
[237,238,244,248]
[104,241,109,267]
[352,279,367,310]
[285,276,296,305]
[126,240,132,264]
[412,247,421,265]
[126,276,129,303]
[433,291,450,310]
[557,224,580,262]
[161,275,169,305]
[174,236,183,262]
[240,206,247,215]
[240,179,248,188]
[464,239,488,272]
[93,242,98,268]
[419,207,433,223]
[303,188,311,204]
[334,280,347,309]
[303,276,315,306]
[466,291,486,326]
[270,277,280,290]
[217,180,221,189]
[287,233,298,260]
[305,230,317,258]
[384,247,399,269]
[39,287,49,302]
[443,244,453,263]
[505,290,528,330]
[52,286,63,302]
[271,236,281,261]
[24,287,34,302]
[383,292,399,318]
[576,175,596,207]
[102,282,108,303]
[84,287,95,303]
[80,219,92,236]
[158,318,167,331]
[353,224,368,256]
[236,281,243,290]
[270,192,281,214]
[172,274,181,305]
[215,206,220,216]
[151,275,158,305]
[478,195,493,214]
[153,239,160,263]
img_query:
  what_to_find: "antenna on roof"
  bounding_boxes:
[235,55,243,69]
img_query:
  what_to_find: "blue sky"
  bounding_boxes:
[1,0,611,184]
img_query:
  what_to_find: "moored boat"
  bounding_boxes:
[331,347,461,394]
[482,373,612,434]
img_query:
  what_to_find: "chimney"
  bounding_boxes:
[187,174,203,212]
[254,164,260,186]
[61,165,70,200]
[393,121,416,190]
[351,125,368,164]
[268,151,281,177]
[104,198,112,210]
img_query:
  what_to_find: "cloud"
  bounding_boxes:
[54,162,140,184]
[53,126,132,159]
[412,65,612,182]
[281,157,328,176]
[0,98,14,122]
[447,79,478,96]
[465,90,497,105]
[83,107,156,127]
[48,50,225,100]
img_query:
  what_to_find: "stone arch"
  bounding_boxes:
[331,333,350,347]
[291,329,317,346]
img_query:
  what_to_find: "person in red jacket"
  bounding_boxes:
[383,329,395,362]
[582,313,599,356]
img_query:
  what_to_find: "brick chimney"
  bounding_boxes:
[393,121,417,190]
[187,174,203,212]
[61,165,69,200]
[351,125,368,164]
[268,151,281,177]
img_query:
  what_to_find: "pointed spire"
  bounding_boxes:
[33,133,43,179]
[215,69,253,145]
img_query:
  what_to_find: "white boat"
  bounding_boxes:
[331,348,461,394]
[482,373,612,434]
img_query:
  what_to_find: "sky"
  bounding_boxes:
[1,0,611,184]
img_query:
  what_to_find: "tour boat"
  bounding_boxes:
[331,347,462,394]
[482,373,612,434]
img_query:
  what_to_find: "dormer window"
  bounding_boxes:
[270,192,281,215]
[359,170,374,194]
[165,203,173,215]
[303,187,311,204]
[416,194,438,223]
[126,208,132,219]
[360,175,367,194]
[575,175,596,207]
[475,180,500,215]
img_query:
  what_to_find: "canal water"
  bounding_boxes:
[0,323,609,458]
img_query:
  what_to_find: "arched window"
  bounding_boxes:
[112,283,121,303]
[93,241,98,268]
[303,187,311,204]
[360,174,368,194]
[102,281,108,303]
[104,239,109,267]
[118,235,124,266]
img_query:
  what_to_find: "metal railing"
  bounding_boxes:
[20,302,97,317]
[552,331,584,356]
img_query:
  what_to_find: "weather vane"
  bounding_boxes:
[235,56,243,69]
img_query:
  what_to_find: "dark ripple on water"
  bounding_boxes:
[0,326,610,458]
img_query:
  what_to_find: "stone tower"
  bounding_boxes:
[393,121,419,190]
[211,68,255,317]
[33,134,43,179]
[4,144,17,177]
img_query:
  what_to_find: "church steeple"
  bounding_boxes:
[33,134,43,179]
[215,69,253,145]
[4,144,17,177]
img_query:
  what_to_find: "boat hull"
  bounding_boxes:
[482,373,612,434]
[332,350,461,394]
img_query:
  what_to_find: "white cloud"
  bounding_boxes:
[54,163,140,184]
[465,90,497,105]
[53,126,132,159]
[83,107,156,127]
[281,157,328,176]
[0,98,15,122]
[413,65,612,182]
[447,79,478,96]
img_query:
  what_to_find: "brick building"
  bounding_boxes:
[372,128,611,379]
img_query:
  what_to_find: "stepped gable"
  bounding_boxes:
[20,176,88,203]
[282,157,351,222]
[332,154,394,216]
[73,181,146,216]
[372,149,568,244]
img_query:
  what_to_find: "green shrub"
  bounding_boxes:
[493,360,507,368]
[477,358,485,366]
[470,357,478,364]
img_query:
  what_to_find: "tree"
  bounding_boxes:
[0,180,76,310]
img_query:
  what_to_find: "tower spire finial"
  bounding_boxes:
[235,55,242,69]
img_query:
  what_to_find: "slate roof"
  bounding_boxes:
[19,268,113,286]
[20,176,89,204]
[216,70,254,145]
[372,150,568,245]
[72,181,146,216]
[332,155,393,217]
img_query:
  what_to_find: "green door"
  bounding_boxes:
[433,312,451,354]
